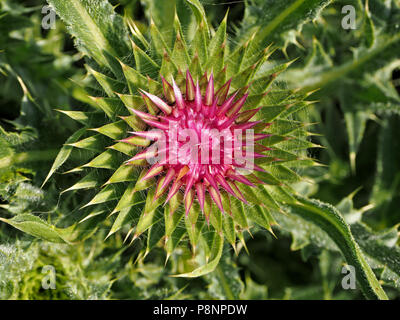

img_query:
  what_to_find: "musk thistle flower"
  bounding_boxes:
[50,7,316,274]
[125,71,268,218]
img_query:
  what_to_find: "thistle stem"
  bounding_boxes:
[215,265,235,300]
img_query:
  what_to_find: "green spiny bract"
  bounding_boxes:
[49,4,317,275]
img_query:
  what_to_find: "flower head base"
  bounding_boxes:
[124,70,269,218]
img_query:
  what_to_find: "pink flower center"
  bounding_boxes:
[124,71,269,216]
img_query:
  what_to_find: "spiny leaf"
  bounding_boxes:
[105,164,138,184]
[69,134,108,152]
[111,182,144,214]
[90,121,127,140]
[165,193,185,238]
[56,110,104,126]
[0,214,77,244]
[82,149,121,170]
[230,197,249,229]
[82,184,120,208]
[89,97,124,118]
[288,196,388,300]
[86,65,124,97]
[351,222,400,289]
[131,39,159,76]
[47,0,130,75]
[173,234,224,278]
[238,0,333,48]
[42,127,86,187]
[133,187,164,239]
[119,60,148,94]
[185,202,204,253]
[63,171,101,193]
[186,0,209,36]
[108,142,137,156]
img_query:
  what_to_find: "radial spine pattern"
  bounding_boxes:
[55,4,316,265]
[125,70,268,219]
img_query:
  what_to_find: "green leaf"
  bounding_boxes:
[165,193,184,238]
[131,40,159,76]
[344,110,368,172]
[291,35,400,93]
[82,149,121,170]
[230,197,248,229]
[133,187,164,238]
[165,227,186,259]
[142,0,175,43]
[63,171,101,192]
[56,110,104,126]
[108,141,137,156]
[222,213,236,248]
[146,222,165,253]
[42,127,86,187]
[371,116,400,224]
[207,251,244,299]
[82,184,120,208]
[268,165,301,183]
[47,0,130,74]
[69,134,108,152]
[238,0,332,48]
[105,165,138,184]
[116,93,145,110]
[88,97,124,119]
[288,197,388,300]
[0,214,77,244]
[351,222,400,290]
[209,205,222,235]
[240,274,268,299]
[86,65,125,97]
[119,60,148,94]
[185,202,204,253]
[170,14,191,71]
[204,12,227,73]
[246,205,274,234]
[186,0,209,35]
[190,20,208,67]
[111,182,137,214]
[363,4,375,48]
[173,234,224,278]
[107,200,143,238]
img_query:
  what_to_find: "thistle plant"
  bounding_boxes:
[2,0,400,300]
[40,0,316,276]
[126,71,281,216]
